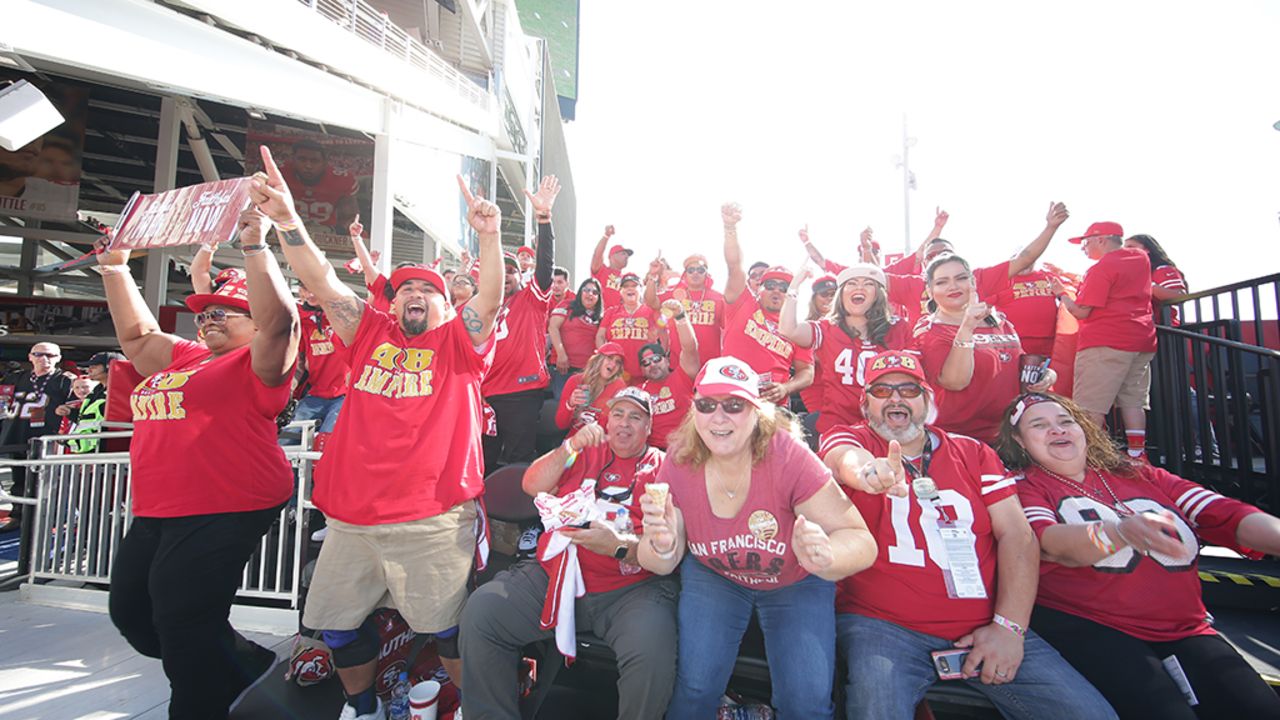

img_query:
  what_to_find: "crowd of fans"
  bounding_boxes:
[3,155,1274,720]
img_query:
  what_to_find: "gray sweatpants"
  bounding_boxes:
[459,560,679,720]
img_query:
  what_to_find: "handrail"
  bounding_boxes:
[1158,325,1280,359]
[1168,273,1280,304]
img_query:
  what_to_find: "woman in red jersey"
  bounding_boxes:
[996,392,1280,720]
[1124,234,1188,325]
[556,341,626,432]
[102,207,299,719]
[548,277,604,400]
[916,254,1055,444]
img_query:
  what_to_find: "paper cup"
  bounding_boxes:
[409,680,441,720]
[645,483,669,509]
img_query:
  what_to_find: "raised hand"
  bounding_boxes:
[348,213,363,238]
[1048,275,1067,297]
[934,206,950,230]
[524,175,561,217]
[961,289,990,330]
[649,254,665,278]
[721,202,742,227]
[603,225,616,238]
[860,226,874,248]
[857,439,909,496]
[792,514,834,574]
[568,422,607,451]
[661,298,685,316]
[238,208,271,246]
[457,174,501,235]
[1045,201,1069,229]
[94,233,130,267]
[249,145,297,223]
[798,224,811,246]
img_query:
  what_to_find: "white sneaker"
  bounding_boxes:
[311,527,328,543]
[337,696,384,720]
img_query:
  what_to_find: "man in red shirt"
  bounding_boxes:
[460,386,677,719]
[255,145,505,720]
[638,300,701,449]
[482,176,563,470]
[818,351,1113,720]
[596,273,658,382]
[590,225,633,308]
[280,140,359,232]
[720,203,814,404]
[1054,221,1158,459]
[644,253,725,369]
[293,285,351,445]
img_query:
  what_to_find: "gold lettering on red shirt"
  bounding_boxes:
[354,343,437,399]
[743,311,791,355]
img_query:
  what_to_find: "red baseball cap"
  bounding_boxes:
[389,264,450,300]
[812,275,838,294]
[759,266,793,286]
[619,272,642,286]
[608,245,634,258]
[502,251,520,269]
[516,246,535,258]
[1069,221,1124,244]
[694,356,761,406]
[863,351,928,387]
[186,273,251,313]
[597,342,625,358]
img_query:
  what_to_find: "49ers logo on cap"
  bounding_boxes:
[719,364,750,381]
[870,354,919,372]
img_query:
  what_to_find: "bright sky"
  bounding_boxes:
[563,1,1280,297]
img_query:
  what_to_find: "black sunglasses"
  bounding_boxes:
[685,265,708,275]
[640,355,666,367]
[194,308,250,326]
[866,382,924,399]
[761,280,788,292]
[694,397,749,415]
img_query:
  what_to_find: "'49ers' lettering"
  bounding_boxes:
[132,391,187,421]
[369,343,435,372]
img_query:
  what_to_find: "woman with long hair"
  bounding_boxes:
[995,392,1280,719]
[549,277,603,400]
[637,357,877,719]
[781,264,914,434]
[103,208,299,719]
[915,253,1055,444]
[555,341,626,432]
[1124,234,1188,324]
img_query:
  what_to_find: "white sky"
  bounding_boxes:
[562,1,1280,295]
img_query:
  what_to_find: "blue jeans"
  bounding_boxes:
[293,394,345,433]
[668,556,836,720]
[837,613,1117,720]
[548,365,580,404]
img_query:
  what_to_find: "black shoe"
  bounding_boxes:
[228,640,279,714]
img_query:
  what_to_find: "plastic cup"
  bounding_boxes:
[409,679,441,720]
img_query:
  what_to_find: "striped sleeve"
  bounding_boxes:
[818,425,866,460]
[1152,266,1188,293]
[1151,466,1261,554]
[1022,500,1060,531]
[956,435,1018,505]
[808,320,825,350]
[1012,473,1059,539]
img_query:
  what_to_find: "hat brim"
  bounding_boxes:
[607,395,651,415]
[186,293,251,314]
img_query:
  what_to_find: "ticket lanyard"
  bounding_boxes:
[904,439,985,599]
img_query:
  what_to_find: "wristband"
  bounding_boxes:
[561,437,580,468]
[952,338,975,349]
[672,312,686,321]
[647,536,677,560]
[992,613,1026,637]
[99,264,131,276]
[275,218,300,232]
[1086,521,1118,555]
[241,244,268,257]
[536,213,552,223]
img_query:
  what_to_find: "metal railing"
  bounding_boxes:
[302,0,491,110]
[0,422,321,608]
[1164,272,1280,349]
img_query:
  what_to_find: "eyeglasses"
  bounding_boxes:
[685,266,708,275]
[866,382,924,399]
[194,308,250,326]
[761,280,788,292]
[639,355,665,367]
[694,397,749,415]
[30,352,59,359]
[580,287,600,295]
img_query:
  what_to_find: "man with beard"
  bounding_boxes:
[482,175,562,471]
[637,300,700,449]
[280,140,359,231]
[644,253,725,369]
[250,145,503,720]
[817,351,1112,720]
[1,342,75,532]
[719,203,813,405]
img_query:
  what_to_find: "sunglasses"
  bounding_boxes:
[30,352,59,359]
[685,265,708,275]
[580,287,600,295]
[694,397,749,415]
[194,308,250,326]
[866,382,924,399]
[761,280,789,292]
[817,289,837,298]
[640,355,666,367]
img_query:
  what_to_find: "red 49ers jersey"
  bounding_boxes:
[1017,464,1260,642]
[600,304,657,381]
[806,318,914,433]
[818,425,1017,640]
[722,293,812,384]
[299,308,351,399]
[282,164,358,229]
[640,369,695,449]
[483,283,554,397]
[658,286,725,369]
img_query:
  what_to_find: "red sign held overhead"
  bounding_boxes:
[109,177,255,250]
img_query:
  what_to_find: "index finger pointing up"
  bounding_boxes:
[259,145,285,185]
[456,174,476,206]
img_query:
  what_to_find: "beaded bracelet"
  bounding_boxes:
[992,613,1026,637]
[952,338,976,349]
[1086,521,1118,555]
[275,218,300,232]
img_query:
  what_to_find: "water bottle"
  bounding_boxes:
[389,670,411,720]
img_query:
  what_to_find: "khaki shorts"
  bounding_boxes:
[302,502,477,634]
[1072,347,1155,415]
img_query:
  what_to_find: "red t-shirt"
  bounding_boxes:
[543,443,665,594]
[887,261,1011,326]
[722,293,813,383]
[818,425,1016,640]
[806,318,915,433]
[988,270,1058,357]
[549,302,600,369]
[593,265,625,309]
[130,341,293,518]
[366,275,392,313]
[1017,464,1259,642]
[317,306,495,524]
[484,283,555,397]
[283,164,358,228]
[640,370,695,449]
[600,304,658,381]
[1076,248,1157,352]
[556,374,626,432]
[1151,264,1187,326]
[658,286,725,369]
[660,432,829,589]
[300,308,351,399]
[915,317,1023,444]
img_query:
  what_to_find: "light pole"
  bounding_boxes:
[894,114,917,254]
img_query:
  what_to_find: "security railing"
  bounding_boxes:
[301,0,491,110]
[0,422,321,608]
[1162,272,1280,349]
